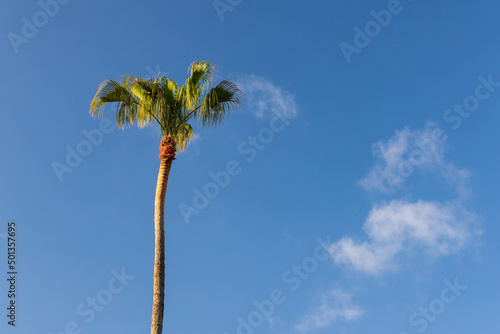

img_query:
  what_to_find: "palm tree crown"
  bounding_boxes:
[90,60,243,151]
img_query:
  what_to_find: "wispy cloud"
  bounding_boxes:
[329,200,479,276]
[358,123,469,197]
[296,289,364,333]
[234,74,299,119]
[190,133,201,143]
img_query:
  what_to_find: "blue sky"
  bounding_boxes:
[1,0,500,333]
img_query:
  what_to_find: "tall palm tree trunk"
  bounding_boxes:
[151,136,176,334]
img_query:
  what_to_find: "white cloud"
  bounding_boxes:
[358,123,469,196]
[296,289,363,333]
[328,200,478,276]
[234,74,298,119]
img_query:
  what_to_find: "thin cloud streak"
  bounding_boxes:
[234,74,299,119]
[296,289,364,333]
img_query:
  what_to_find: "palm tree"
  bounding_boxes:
[89,61,243,334]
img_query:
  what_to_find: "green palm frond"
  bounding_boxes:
[126,78,159,129]
[198,80,243,127]
[180,61,217,110]
[159,77,178,109]
[188,61,215,88]
[173,123,194,152]
[90,79,131,115]
[90,78,142,129]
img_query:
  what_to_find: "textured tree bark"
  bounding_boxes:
[151,136,176,334]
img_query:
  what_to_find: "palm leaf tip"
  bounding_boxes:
[90,79,127,116]
[188,60,216,88]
